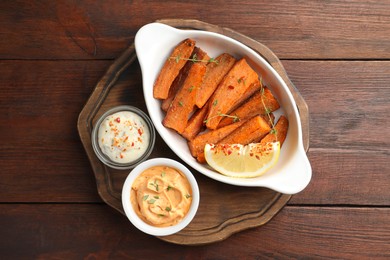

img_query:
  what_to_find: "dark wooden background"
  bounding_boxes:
[1,1,389,259]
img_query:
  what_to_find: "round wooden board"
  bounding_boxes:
[77,19,309,245]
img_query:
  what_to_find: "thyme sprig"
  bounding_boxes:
[170,53,218,64]
[203,112,240,124]
[260,85,278,137]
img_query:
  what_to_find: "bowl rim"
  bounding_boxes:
[121,158,200,236]
[91,105,156,170]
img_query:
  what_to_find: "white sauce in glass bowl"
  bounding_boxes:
[98,111,150,164]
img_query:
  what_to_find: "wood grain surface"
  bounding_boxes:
[0,205,388,259]
[0,0,389,258]
[1,0,389,60]
[76,20,313,245]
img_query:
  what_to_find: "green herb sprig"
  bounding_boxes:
[170,54,218,64]
[203,112,240,124]
[260,84,278,137]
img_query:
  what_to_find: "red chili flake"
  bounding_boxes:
[138,137,142,143]
[120,153,124,159]
[138,128,143,136]
[227,150,232,155]
[228,85,235,90]
[250,153,254,157]
[131,142,134,147]
[115,117,120,123]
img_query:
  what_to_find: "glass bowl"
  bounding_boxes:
[91,105,156,170]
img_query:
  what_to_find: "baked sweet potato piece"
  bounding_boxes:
[161,65,187,112]
[188,121,245,161]
[153,38,196,99]
[218,115,271,145]
[195,53,236,108]
[161,47,210,112]
[225,81,262,115]
[205,58,260,130]
[162,62,206,134]
[217,86,280,128]
[181,104,209,141]
[260,115,289,147]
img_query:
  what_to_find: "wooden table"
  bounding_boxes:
[1,1,389,258]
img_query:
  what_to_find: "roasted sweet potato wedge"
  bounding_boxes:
[161,65,188,112]
[161,47,210,112]
[153,38,196,99]
[181,104,209,141]
[188,121,245,161]
[195,53,236,108]
[217,86,280,128]
[260,115,289,147]
[162,62,206,134]
[227,81,262,113]
[218,115,271,145]
[205,58,260,130]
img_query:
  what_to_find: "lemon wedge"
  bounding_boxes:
[204,142,280,178]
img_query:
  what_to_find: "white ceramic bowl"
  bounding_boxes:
[121,158,200,236]
[135,22,311,194]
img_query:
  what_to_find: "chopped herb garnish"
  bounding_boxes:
[165,207,171,212]
[233,115,240,123]
[209,57,218,64]
[148,199,156,204]
[192,53,198,62]
[149,180,159,191]
[178,101,184,107]
[166,185,173,191]
[189,85,195,92]
[212,99,218,106]
[142,195,149,201]
[174,54,181,63]
[158,214,165,217]
[154,195,159,199]
[185,194,191,199]
[161,171,166,178]
[270,129,278,135]
[237,77,246,85]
